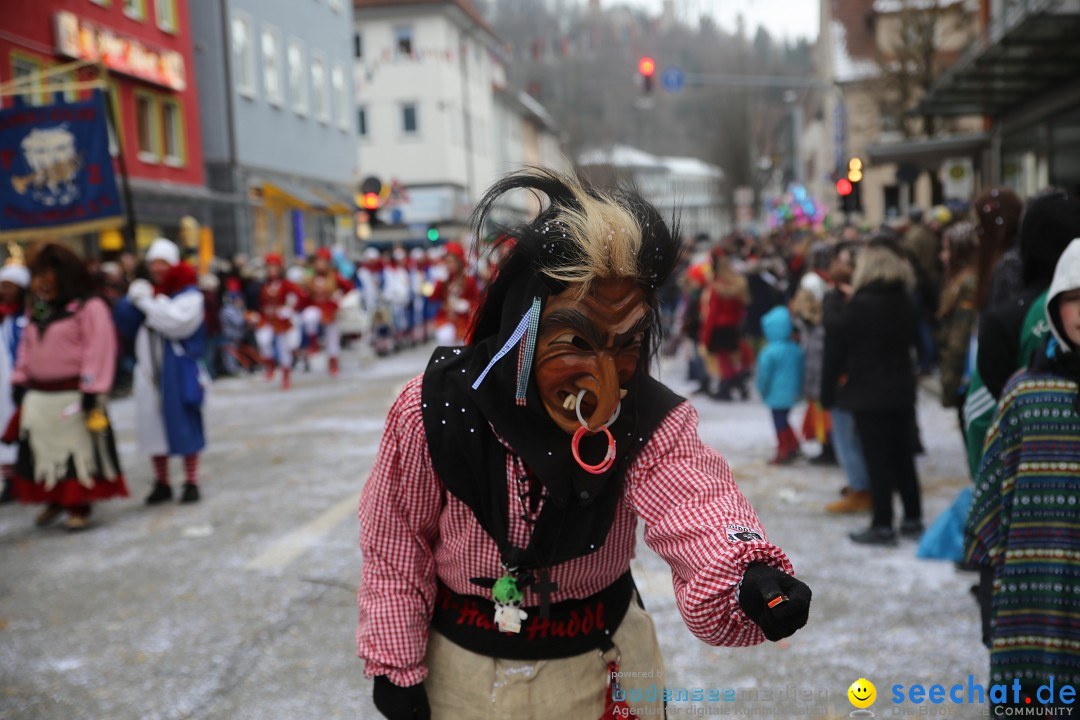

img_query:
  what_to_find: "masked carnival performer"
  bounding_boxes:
[255,253,307,390]
[357,171,812,719]
[301,247,352,377]
[11,244,126,530]
[114,239,208,505]
[430,241,479,347]
[0,264,29,503]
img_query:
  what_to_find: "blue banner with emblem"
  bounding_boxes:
[0,90,122,239]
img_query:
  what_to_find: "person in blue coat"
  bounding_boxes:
[756,305,805,464]
[114,238,207,505]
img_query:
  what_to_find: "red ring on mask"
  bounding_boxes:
[571,425,616,475]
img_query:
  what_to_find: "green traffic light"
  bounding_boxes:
[427,228,439,242]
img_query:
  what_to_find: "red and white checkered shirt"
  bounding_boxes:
[357,375,794,687]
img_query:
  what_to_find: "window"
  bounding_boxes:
[401,102,418,135]
[162,99,184,165]
[395,26,414,56]
[54,69,78,103]
[262,26,284,107]
[332,63,349,130]
[123,0,145,20]
[287,38,308,116]
[231,13,256,98]
[135,92,160,161]
[311,52,329,123]
[353,32,363,59]
[155,0,177,32]
[11,55,43,106]
[357,106,367,137]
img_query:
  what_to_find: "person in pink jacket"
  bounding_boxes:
[11,244,126,530]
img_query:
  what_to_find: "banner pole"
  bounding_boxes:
[100,66,137,253]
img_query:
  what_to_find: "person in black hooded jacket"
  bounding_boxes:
[821,240,921,546]
[976,191,1080,400]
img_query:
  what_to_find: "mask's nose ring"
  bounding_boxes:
[571,389,617,475]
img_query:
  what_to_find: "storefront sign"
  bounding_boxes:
[54,11,186,91]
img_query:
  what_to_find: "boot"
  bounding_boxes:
[0,477,13,504]
[809,443,838,466]
[264,361,276,381]
[711,378,734,401]
[145,483,173,505]
[734,371,751,401]
[825,489,872,513]
[850,526,898,546]
[282,367,292,390]
[35,503,63,527]
[179,483,200,504]
[329,356,339,377]
[780,428,800,463]
[899,518,925,539]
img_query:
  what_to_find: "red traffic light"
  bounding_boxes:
[638,56,656,77]
[836,178,853,197]
[361,192,380,210]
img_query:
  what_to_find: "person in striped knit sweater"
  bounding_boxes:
[966,237,1080,708]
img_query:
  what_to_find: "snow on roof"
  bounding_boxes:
[831,20,880,83]
[873,0,967,12]
[577,144,666,169]
[662,156,724,179]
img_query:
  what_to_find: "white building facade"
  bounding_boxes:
[353,0,507,228]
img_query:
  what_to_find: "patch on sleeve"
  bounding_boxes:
[725,524,764,543]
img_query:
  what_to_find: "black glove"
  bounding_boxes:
[373,675,430,720]
[81,392,97,413]
[737,562,812,641]
[12,386,25,407]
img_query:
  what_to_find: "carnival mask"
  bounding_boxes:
[534,278,649,436]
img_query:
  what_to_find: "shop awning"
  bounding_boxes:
[867,131,990,166]
[917,0,1080,117]
[128,178,245,205]
[309,186,357,215]
[261,179,327,210]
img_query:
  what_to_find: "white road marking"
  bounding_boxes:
[246,490,362,571]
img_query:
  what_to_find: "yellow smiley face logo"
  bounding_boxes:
[848,678,876,709]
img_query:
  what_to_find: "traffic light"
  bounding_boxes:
[426,225,440,242]
[847,157,863,183]
[836,178,853,197]
[359,176,383,224]
[638,56,656,94]
[845,158,863,213]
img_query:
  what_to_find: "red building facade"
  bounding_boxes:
[1,0,208,250]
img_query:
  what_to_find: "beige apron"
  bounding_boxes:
[424,591,666,719]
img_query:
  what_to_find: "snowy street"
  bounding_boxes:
[0,344,985,719]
